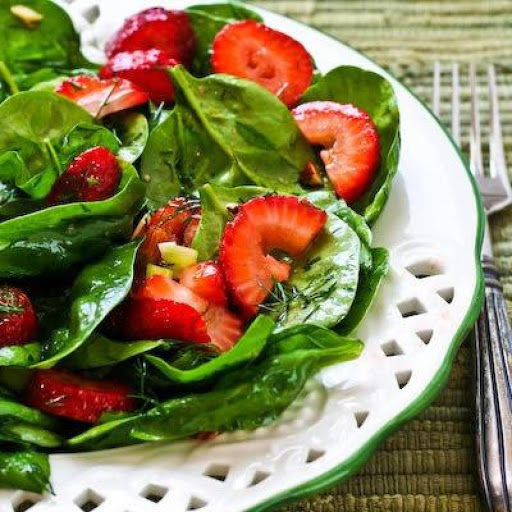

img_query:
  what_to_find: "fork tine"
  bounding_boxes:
[469,63,484,176]
[488,64,509,184]
[433,61,441,117]
[451,63,461,146]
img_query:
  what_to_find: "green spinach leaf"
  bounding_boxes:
[337,247,389,334]
[0,0,93,75]
[34,240,141,368]
[146,315,275,386]
[0,395,57,430]
[67,331,361,448]
[186,2,262,75]
[301,66,400,224]
[0,91,92,199]
[106,112,149,164]
[0,344,40,367]
[272,212,360,329]
[0,451,50,493]
[141,66,312,208]
[0,422,62,448]
[192,183,268,260]
[132,334,362,442]
[58,122,120,168]
[0,160,144,278]
[65,336,167,370]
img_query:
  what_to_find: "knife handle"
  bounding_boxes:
[475,255,512,512]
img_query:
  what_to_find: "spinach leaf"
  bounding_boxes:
[0,368,31,395]
[192,183,268,260]
[106,112,149,164]
[65,335,167,370]
[141,66,312,208]
[0,344,40,367]
[58,122,120,168]
[146,315,275,386]
[306,189,373,270]
[0,160,144,278]
[132,335,362,442]
[66,415,140,451]
[68,332,361,448]
[0,395,57,429]
[35,240,141,368]
[301,66,400,225]
[337,247,389,335]
[0,422,62,448]
[0,180,41,220]
[0,451,50,493]
[0,91,92,199]
[272,212,360,329]
[186,2,262,75]
[0,0,93,75]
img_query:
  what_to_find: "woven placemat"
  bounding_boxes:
[248,1,512,510]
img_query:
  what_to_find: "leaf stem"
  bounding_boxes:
[0,61,19,95]
[44,140,62,175]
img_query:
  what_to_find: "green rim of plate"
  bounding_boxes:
[247,8,486,512]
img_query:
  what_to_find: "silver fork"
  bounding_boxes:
[433,62,512,511]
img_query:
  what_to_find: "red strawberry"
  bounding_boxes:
[292,102,380,203]
[105,8,196,66]
[212,20,313,107]
[25,370,135,424]
[137,198,201,268]
[220,195,327,317]
[0,287,37,348]
[180,261,228,307]
[202,306,243,352]
[120,297,210,344]
[46,147,121,205]
[135,275,207,313]
[56,75,149,119]
[100,49,178,103]
[129,276,242,350]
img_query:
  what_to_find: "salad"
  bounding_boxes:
[0,0,400,494]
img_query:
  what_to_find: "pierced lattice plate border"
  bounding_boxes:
[0,1,484,511]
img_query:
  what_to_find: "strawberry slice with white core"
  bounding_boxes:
[135,275,243,351]
[220,195,327,317]
[56,75,149,119]
[292,101,380,203]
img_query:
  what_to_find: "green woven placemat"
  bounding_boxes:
[248,1,512,510]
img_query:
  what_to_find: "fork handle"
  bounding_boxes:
[475,255,512,512]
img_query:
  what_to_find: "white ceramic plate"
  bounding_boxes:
[1,2,484,511]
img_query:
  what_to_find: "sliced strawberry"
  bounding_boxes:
[212,20,313,107]
[131,275,242,350]
[0,287,37,348]
[135,274,207,313]
[25,370,135,424]
[202,306,243,352]
[180,261,228,307]
[292,101,380,203]
[137,198,201,268]
[100,49,178,103]
[120,297,210,344]
[105,8,196,66]
[220,196,327,317]
[56,75,149,119]
[46,146,121,205]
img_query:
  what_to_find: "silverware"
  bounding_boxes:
[433,62,512,512]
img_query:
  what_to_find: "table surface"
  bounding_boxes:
[249,1,512,510]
